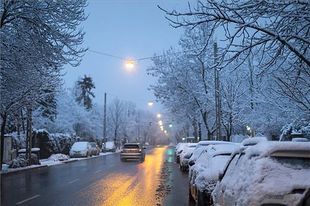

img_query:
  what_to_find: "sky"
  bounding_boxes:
[64,0,192,114]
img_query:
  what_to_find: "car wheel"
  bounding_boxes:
[196,190,205,206]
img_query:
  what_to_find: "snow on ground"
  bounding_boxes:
[1,151,120,174]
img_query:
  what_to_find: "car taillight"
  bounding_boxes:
[139,148,142,153]
[121,148,124,153]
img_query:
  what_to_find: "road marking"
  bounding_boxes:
[94,170,101,173]
[16,195,41,205]
[68,179,80,184]
[108,164,114,168]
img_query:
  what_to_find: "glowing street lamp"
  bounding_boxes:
[125,60,135,70]
[160,126,164,130]
[148,101,154,106]
[158,120,163,126]
[169,123,172,128]
[246,126,251,131]
[164,130,167,134]
[157,114,161,118]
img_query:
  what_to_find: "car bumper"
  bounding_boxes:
[70,153,87,157]
[120,153,143,159]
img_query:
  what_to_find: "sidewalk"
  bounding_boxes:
[1,151,119,175]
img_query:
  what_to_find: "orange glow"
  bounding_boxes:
[88,147,168,206]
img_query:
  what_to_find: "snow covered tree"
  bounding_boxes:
[75,75,96,110]
[160,0,310,113]
[0,0,87,169]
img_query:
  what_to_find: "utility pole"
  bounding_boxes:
[103,93,107,144]
[214,42,222,141]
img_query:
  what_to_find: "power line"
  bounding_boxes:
[88,48,203,62]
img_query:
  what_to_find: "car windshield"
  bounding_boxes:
[72,142,87,149]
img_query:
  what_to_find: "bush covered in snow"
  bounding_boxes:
[8,153,40,168]
[33,129,77,158]
[8,157,28,168]
[280,120,310,141]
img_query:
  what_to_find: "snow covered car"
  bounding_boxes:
[179,143,197,171]
[102,141,116,153]
[175,143,187,163]
[69,142,92,158]
[89,142,100,155]
[212,141,310,206]
[189,144,239,206]
[188,141,235,167]
[120,143,145,162]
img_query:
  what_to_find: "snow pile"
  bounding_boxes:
[48,154,69,161]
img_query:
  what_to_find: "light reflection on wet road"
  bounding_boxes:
[2,146,190,206]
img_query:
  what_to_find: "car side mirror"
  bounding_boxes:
[218,172,224,181]
[189,160,195,166]
[143,146,147,149]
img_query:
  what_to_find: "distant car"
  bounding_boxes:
[69,142,92,158]
[189,144,238,206]
[89,142,100,156]
[102,141,116,153]
[179,143,197,171]
[175,143,187,163]
[213,141,310,206]
[120,143,145,162]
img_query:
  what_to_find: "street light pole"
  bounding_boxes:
[103,93,107,144]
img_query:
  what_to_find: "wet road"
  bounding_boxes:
[1,146,191,206]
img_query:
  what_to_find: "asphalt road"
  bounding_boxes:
[1,146,193,206]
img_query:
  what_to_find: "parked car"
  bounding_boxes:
[102,141,116,153]
[188,141,235,167]
[89,142,100,156]
[175,143,187,163]
[179,143,197,171]
[212,141,310,206]
[120,143,145,162]
[189,144,239,206]
[69,142,92,158]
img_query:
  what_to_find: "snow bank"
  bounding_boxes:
[48,154,70,161]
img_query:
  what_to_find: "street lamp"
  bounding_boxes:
[169,123,172,128]
[158,120,163,126]
[125,60,135,70]
[148,101,154,106]
[157,113,161,118]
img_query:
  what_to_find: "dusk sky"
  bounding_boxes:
[64,0,192,113]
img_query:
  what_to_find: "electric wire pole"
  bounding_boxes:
[103,93,107,144]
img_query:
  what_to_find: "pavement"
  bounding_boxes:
[1,146,193,206]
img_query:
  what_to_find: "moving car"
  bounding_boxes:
[120,143,145,162]
[102,141,116,153]
[189,144,238,206]
[69,142,92,158]
[179,143,197,171]
[89,142,100,156]
[212,141,310,206]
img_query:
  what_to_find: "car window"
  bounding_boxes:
[124,144,139,149]
[271,157,310,169]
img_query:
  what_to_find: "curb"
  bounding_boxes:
[64,159,78,164]
[1,165,48,176]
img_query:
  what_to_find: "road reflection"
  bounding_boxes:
[92,147,167,206]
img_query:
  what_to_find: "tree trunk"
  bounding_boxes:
[0,113,7,171]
